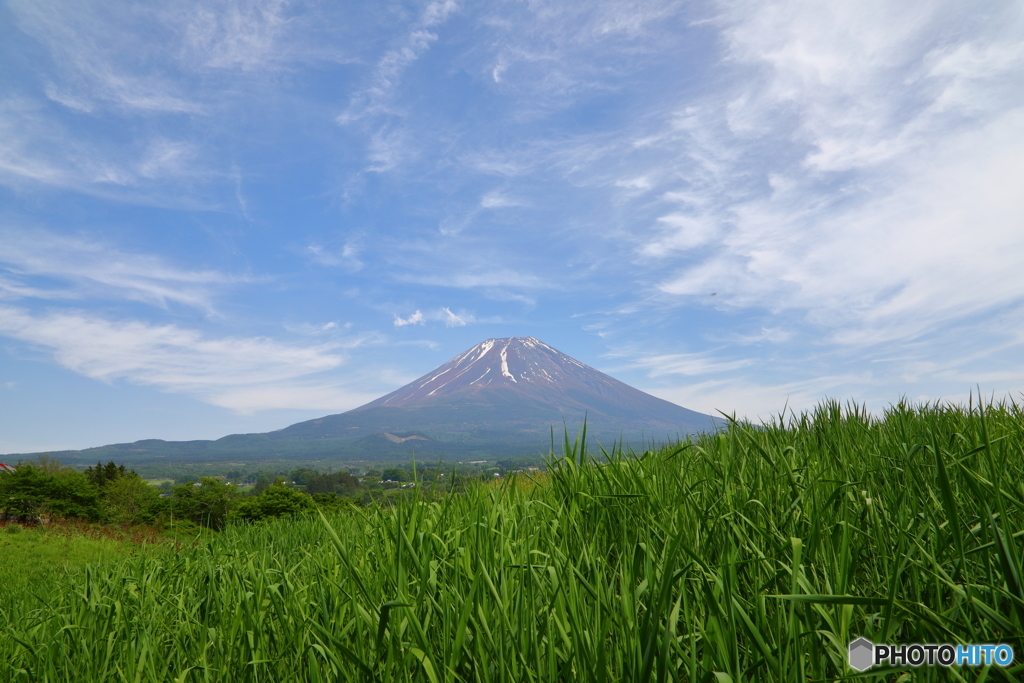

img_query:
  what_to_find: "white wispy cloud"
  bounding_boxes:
[0,229,242,313]
[621,351,755,377]
[0,94,217,205]
[1,0,357,205]
[473,0,687,119]
[479,191,523,209]
[393,310,425,327]
[304,238,364,272]
[181,0,293,71]
[393,307,475,328]
[720,327,792,345]
[10,0,342,112]
[0,304,378,412]
[395,267,550,291]
[283,320,352,336]
[471,0,1018,364]
[646,372,876,423]
[643,0,1024,347]
[10,0,203,114]
[337,0,459,127]
[441,307,467,327]
[639,214,719,257]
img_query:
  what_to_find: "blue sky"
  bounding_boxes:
[2,0,1023,453]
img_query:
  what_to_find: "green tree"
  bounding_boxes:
[171,478,236,530]
[288,468,319,485]
[306,471,362,496]
[25,454,74,475]
[380,467,407,482]
[309,492,353,512]
[0,465,101,520]
[233,485,312,523]
[84,460,131,489]
[103,475,161,524]
[253,474,284,494]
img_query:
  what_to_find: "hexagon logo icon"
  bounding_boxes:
[848,638,874,672]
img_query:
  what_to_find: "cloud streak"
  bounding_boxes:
[337,0,458,126]
[0,229,242,313]
[0,304,377,412]
[335,0,460,173]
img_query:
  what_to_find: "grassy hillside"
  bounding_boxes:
[2,398,1023,681]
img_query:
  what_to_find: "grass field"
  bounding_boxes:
[0,520,170,610]
[2,398,1023,682]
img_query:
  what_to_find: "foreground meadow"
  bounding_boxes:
[3,399,1023,682]
[0,521,170,611]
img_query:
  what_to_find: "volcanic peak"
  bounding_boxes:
[353,337,610,409]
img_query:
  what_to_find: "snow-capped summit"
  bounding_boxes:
[337,337,718,442]
[355,337,633,407]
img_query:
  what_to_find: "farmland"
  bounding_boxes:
[2,399,1023,681]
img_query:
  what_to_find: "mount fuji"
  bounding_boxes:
[347,336,714,433]
[11,338,721,463]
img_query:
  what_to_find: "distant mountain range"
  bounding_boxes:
[7,337,723,464]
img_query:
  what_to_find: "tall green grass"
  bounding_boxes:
[0,521,167,613]
[3,398,1023,682]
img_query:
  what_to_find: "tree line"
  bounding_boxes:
[0,458,484,531]
[0,457,370,530]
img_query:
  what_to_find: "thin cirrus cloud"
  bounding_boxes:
[441,0,1024,341]
[0,231,386,412]
[335,0,459,173]
[479,191,523,209]
[0,229,241,313]
[403,271,550,295]
[0,110,214,206]
[620,351,755,378]
[337,0,459,125]
[645,0,1024,348]
[0,304,372,413]
[0,96,215,208]
[0,0,355,206]
[8,0,202,114]
[304,240,364,273]
[9,0,336,111]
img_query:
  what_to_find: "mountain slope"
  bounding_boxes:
[275,337,717,443]
[6,337,721,464]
